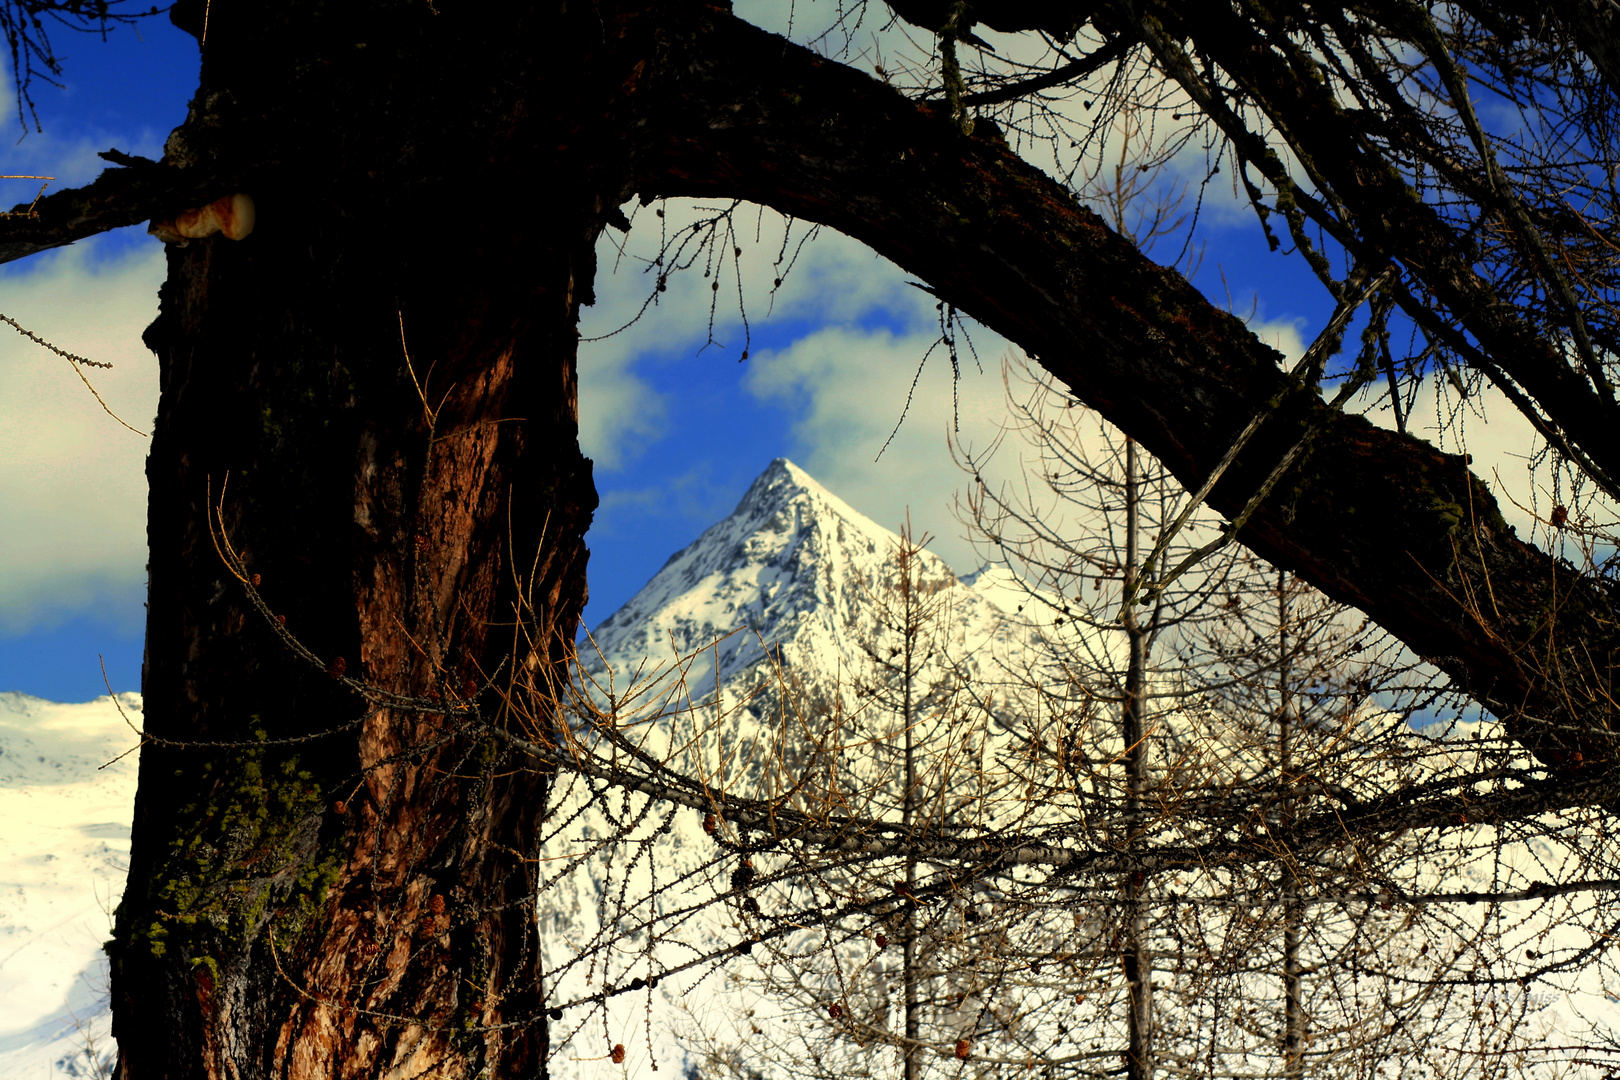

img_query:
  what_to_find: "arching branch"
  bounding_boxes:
[625,5,1619,775]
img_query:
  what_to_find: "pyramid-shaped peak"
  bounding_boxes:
[735,457,819,507]
[585,457,977,692]
[738,457,856,512]
[764,456,815,487]
[725,458,892,541]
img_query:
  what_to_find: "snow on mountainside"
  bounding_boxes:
[548,459,1028,1077]
[584,457,1018,709]
[0,693,141,1080]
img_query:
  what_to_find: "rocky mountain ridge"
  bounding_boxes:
[582,457,1020,727]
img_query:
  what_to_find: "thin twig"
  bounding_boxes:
[1,312,148,435]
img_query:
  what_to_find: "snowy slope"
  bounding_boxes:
[0,693,141,1080]
[584,457,1019,710]
[550,459,1030,1076]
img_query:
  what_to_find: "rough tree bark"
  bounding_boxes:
[0,0,1614,1075]
[104,0,604,1074]
[121,200,596,1077]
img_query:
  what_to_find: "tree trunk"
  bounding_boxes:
[1120,440,1154,1080]
[901,554,921,1080]
[108,1,607,1074]
[1277,573,1306,1080]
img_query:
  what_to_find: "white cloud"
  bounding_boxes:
[1248,314,1307,362]
[576,354,667,473]
[0,234,163,636]
[0,116,169,205]
[591,466,750,543]
[744,322,1013,575]
[577,212,735,471]
[767,229,935,327]
[578,203,937,472]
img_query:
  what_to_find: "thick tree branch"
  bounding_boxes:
[626,6,1620,775]
[1131,1,1620,503]
[0,160,226,262]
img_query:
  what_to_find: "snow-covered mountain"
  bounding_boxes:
[583,457,1019,714]
[545,459,1034,1076]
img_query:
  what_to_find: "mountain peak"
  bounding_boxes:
[584,459,1001,700]
[730,457,870,533]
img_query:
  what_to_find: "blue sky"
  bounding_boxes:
[1,4,1550,702]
